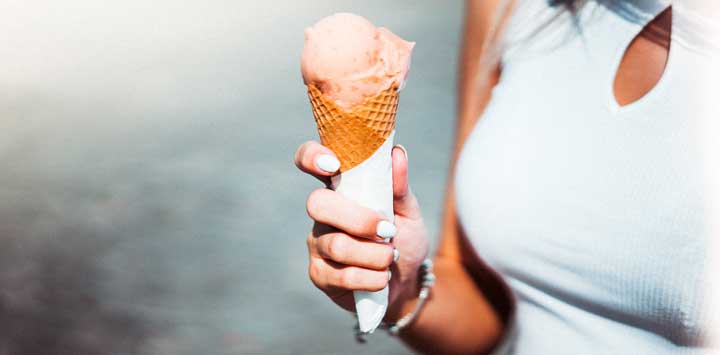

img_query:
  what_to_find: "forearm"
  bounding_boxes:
[384,2,511,353]
[387,256,503,354]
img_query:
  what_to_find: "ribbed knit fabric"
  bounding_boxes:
[454,1,718,353]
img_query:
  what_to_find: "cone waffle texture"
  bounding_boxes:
[307,84,399,172]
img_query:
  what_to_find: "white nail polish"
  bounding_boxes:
[393,248,400,262]
[388,270,392,281]
[376,221,397,239]
[316,154,340,173]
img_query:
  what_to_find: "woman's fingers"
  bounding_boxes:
[294,140,341,178]
[308,256,391,292]
[392,145,410,200]
[312,231,395,270]
[306,188,396,240]
[392,145,421,219]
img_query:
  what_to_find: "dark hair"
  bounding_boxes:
[548,0,671,46]
[548,0,585,14]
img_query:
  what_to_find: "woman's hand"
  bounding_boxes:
[295,141,430,313]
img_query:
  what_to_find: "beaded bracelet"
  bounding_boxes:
[354,258,435,342]
[385,258,435,335]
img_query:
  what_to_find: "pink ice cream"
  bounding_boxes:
[300,13,415,110]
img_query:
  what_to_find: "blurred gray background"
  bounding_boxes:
[0,1,461,354]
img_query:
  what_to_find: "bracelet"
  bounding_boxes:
[385,258,435,335]
[354,258,435,342]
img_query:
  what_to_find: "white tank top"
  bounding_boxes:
[454,0,719,353]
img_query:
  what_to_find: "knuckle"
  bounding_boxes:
[294,141,315,168]
[306,233,313,249]
[326,235,348,261]
[308,260,324,289]
[337,268,357,289]
[308,262,319,285]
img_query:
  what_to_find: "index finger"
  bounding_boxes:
[306,189,396,241]
[294,141,341,179]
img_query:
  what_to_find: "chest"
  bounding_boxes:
[454,3,711,344]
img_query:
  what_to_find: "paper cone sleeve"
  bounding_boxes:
[307,84,399,172]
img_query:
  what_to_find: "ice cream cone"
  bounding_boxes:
[307,83,399,334]
[301,12,412,335]
[307,84,399,172]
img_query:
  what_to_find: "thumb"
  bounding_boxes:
[392,145,421,219]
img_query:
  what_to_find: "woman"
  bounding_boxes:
[294,0,717,353]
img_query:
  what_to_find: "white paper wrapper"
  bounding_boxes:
[330,131,395,334]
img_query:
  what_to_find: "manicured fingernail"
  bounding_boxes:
[393,248,400,262]
[376,221,397,239]
[388,270,392,281]
[394,144,408,161]
[316,154,340,173]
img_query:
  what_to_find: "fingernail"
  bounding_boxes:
[393,248,400,262]
[394,144,408,161]
[388,270,392,281]
[376,221,397,239]
[316,154,340,173]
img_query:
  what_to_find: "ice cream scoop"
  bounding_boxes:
[301,13,414,110]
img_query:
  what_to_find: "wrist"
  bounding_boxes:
[384,266,421,323]
[382,258,435,335]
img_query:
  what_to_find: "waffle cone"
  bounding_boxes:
[307,84,399,172]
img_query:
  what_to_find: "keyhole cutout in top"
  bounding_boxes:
[613,7,672,107]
